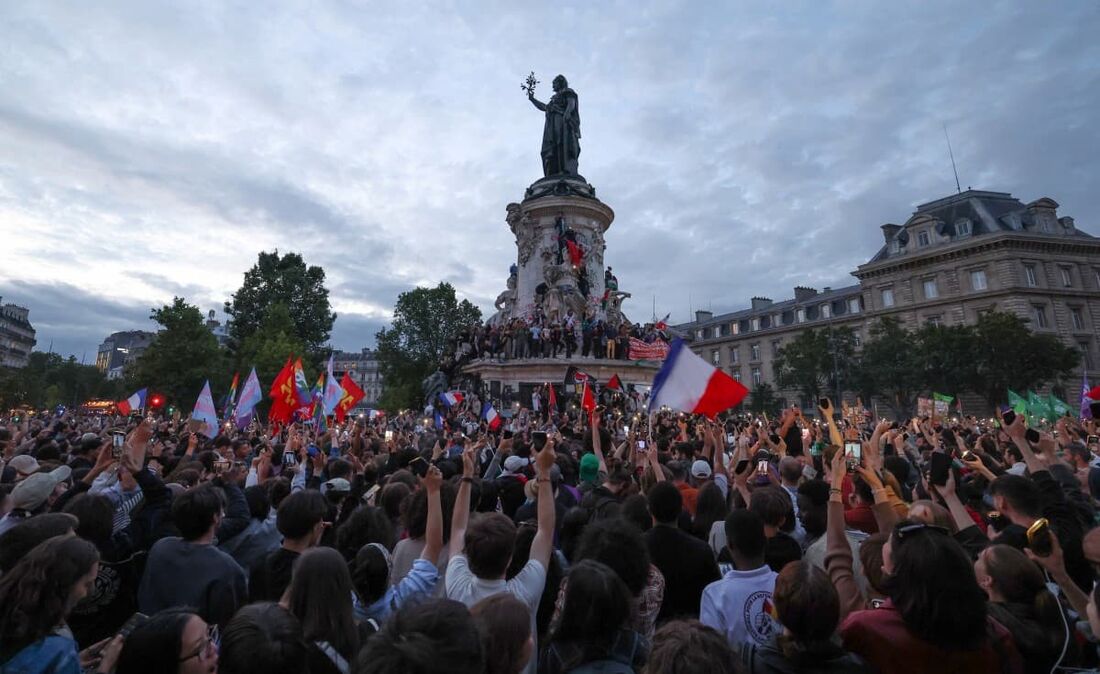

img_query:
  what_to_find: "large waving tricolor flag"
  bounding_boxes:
[648,339,749,419]
[116,388,147,416]
[439,390,465,408]
[482,402,502,431]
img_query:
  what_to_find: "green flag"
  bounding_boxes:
[1048,393,1072,418]
[933,392,954,403]
[1027,390,1052,422]
[1007,390,1028,415]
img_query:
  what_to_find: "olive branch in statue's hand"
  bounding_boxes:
[521,71,539,97]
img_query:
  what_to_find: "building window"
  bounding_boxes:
[956,219,971,237]
[1071,307,1085,331]
[881,288,895,308]
[853,332,862,347]
[750,343,760,361]
[1024,264,1038,287]
[917,231,931,247]
[848,298,860,314]
[771,340,781,357]
[889,240,900,254]
[731,322,740,335]
[923,279,938,299]
[1081,342,1095,370]
[751,317,760,331]
[1032,304,1048,329]
[732,369,742,382]
[720,323,730,337]
[970,269,987,291]
[821,304,831,319]
[751,367,763,386]
[796,308,806,323]
[926,315,942,327]
[695,329,704,340]
[1095,269,1100,290]
[730,348,739,364]
[1060,266,1073,288]
[711,350,721,365]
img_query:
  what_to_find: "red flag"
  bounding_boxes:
[548,384,558,412]
[607,374,622,391]
[267,357,296,425]
[335,373,366,423]
[581,379,596,413]
[565,239,583,266]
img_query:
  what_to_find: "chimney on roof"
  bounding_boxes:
[793,286,818,302]
[822,287,831,293]
[695,310,713,323]
[881,223,901,244]
[750,297,773,311]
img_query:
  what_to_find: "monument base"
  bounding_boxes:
[461,357,659,407]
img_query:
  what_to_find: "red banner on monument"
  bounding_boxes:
[628,337,670,361]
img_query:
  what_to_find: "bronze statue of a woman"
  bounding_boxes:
[527,74,581,177]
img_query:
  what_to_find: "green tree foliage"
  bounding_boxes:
[375,283,482,410]
[748,382,779,416]
[129,297,226,408]
[0,352,122,410]
[966,311,1079,407]
[774,327,858,406]
[853,312,1079,417]
[225,251,336,359]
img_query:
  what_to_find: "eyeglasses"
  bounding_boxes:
[179,624,219,664]
[894,522,950,541]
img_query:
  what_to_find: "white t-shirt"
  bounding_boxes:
[700,566,779,655]
[446,554,546,674]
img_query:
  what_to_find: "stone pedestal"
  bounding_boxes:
[491,175,623,325]
[463,356,659,407]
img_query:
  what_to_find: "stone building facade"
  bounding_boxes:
[675,190,1100,410]
[96,331,155,380]
[332,348,384,408]
[0,299,36,368]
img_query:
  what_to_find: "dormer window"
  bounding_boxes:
[888,240,900,255]
[917,231,931,247]
[955,219,972,237]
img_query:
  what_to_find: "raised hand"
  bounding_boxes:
[422,465,443,492]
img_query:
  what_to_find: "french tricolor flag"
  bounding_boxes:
[482,402,502,431]
[117,388,148,415]
[648,340,748,419]
[440,390,465,408]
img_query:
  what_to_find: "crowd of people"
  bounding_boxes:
[451,314,668,363]
[3,394,1100,673]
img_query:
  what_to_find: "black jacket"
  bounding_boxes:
[645,523,719,620]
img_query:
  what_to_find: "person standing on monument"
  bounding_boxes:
[528,75,581,177]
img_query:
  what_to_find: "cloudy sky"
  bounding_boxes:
[2,1,1098,360]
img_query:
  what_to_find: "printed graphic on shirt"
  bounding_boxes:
[743,590,779,645]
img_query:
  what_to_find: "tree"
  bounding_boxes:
[747,382,779,416]
[234,303,306,413]
[129,297,226,408]
[852,318,924,420]
[966,311,1079,408]
[774,327,858,406]
[0,353,120,410]
[914,323,978,398]
[375,283,482,410]
[225,251,336,358]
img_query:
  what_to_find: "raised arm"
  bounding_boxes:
[449,446,477,558]
[528,94,548,112]
[819,399,844,448]
[420,466,444,564]
[591,415,608,475]
[528,438,558,569]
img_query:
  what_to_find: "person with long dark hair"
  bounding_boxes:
[472,593,534,674]
[540,560,647,674]
[839,519,1024,673]
[693,481,729,542]
[975,544,1073,673]
[115,608,219,674]
[744,561,869,672]
[282,546,359,674]
[0,536,122,673]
